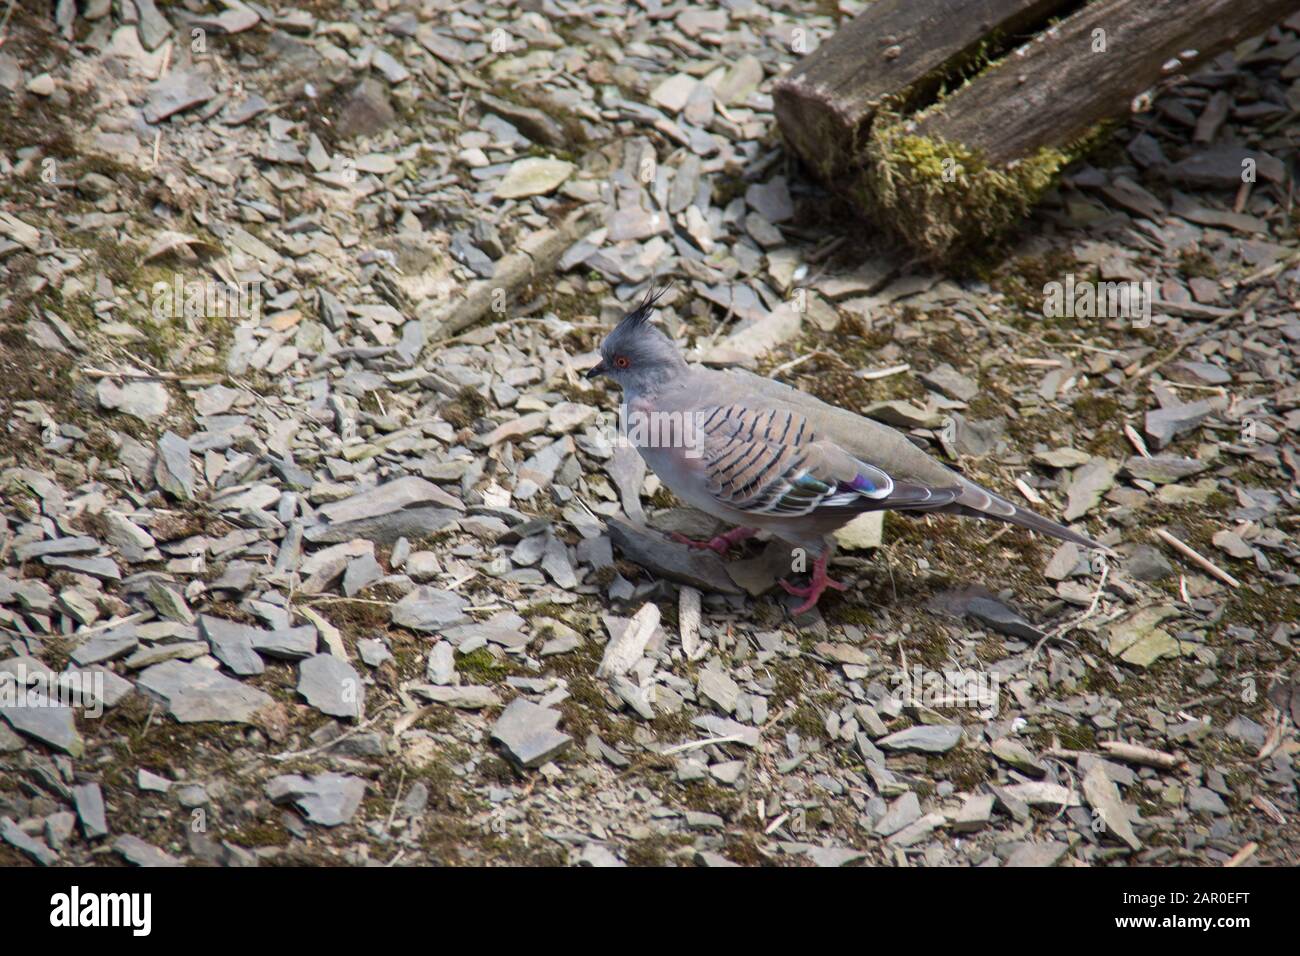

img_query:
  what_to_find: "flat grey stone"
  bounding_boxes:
[709,759,745,785]
[1123,455,1211,484]
[14,534,98,561]
[97,378,169,421]
[138,769,172,792]
[1127,544,1174,582]
[155,431,195,500]
[443,612,529,650]
[991,738,1048,776]
[874,791,922,837]
[143,70,216,124]
[1164,145,1284,187]
[342,553,383,596]
[745,176,793,222]
[62,666,133,710]
[267,772,366,826]
[607,519,741,595]
[358,638,392,668]
[391,587,469,631]
[297,654,363,719]
[685,810,725,830]
[123,641,207,669]
[250,625,317,660]
[806,845,866,867]
[1063,458,1118,521]
[690,714,762,748]
[877,724,962,753]
[495,157,574,199]
[409,684,501,709]
[71,629,139,666]
[491,698,572,768]
[952,794,994,833]
[697,666,740,714]
[426,641,455,684]
[0,688,84,756]
[1176,360,1231,384]
[113,834,182,866]
[888,812,945,846]
[305,477,463,545]
[1,816,57,865]
[1044,542,1083,581]
[199,615,265,676]
[133,0,173,49]
[1082,763,1141,851]
[1223,715,1268,749]
[1187,786,1229,815]
[578,842,625,867]
[1144,399,1220,450]
[135,660,274,723]
[45,811,76,851]
[1004,840,1068,867]
[41,555,121,580]
[919,363,978,402]
[73,782,109,838]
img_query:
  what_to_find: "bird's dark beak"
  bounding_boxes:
[585,361,608,380]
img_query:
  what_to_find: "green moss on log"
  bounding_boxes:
[854,113,1071,264]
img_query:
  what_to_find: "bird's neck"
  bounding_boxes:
[626,366,689,405]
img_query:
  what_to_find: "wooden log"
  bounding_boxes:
[775,0,1298,263]
[774,0,1076,182]
[915,0,1299,167]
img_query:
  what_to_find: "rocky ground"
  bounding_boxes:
[0,0,1297,868]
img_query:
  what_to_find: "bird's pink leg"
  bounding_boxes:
[670,526,757,556]
[779,552,848,615]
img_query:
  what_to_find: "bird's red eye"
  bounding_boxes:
[614,355,630,369]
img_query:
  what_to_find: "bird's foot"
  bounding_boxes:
[670,526,757,556]
[779,554,847,615]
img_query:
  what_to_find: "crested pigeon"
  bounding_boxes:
[587,289,1110,613]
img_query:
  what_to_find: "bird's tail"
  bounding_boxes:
[933,478,1111,553]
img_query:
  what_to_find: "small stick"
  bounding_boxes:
[82,367,186,381]
[1224,842,1258,867]
[0,0,14,48]
[1250,794,1285,825]
[1030,562,1110,665]
[1014,477,1043,505]
[1128,288,1266,385]
[1241,250,1300,286]
[1059,342,1126,356]
[269,706,391,762]
[1123,423,1151,458]
[1098,740,1185,770]
[1154,528,1241,589]
[855,363,911,380]
[763,812,790,835]
[1016,357,1064,367]
[660,734,744,756]
[983,525,1013,547]
[770,350,824,377]
[1233,180,1252,214]
[298,595,390,607]
[384,766,407,832]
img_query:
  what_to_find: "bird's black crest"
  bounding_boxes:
[617,284,670,332]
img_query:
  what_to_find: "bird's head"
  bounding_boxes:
[587,286,686,394]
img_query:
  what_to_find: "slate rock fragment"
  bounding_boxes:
[491,699,572,768]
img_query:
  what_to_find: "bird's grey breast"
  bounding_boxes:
[622,393,720,515]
